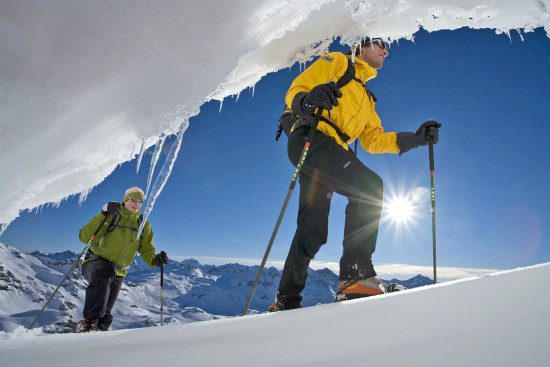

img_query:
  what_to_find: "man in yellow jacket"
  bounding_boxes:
[269,38,441,311]
[77,187,169,331]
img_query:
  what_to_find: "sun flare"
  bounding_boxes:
[385,196,415,224]
[382,186,429,228]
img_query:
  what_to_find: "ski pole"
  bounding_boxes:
[242,107,325,316]
[160,262,164,326]
[429,142,437,284]
[28,214,111,330]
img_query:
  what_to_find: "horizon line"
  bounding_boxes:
[3,241,508,283]
[172,255,505,282]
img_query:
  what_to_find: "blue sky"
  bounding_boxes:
[2,27,549,278]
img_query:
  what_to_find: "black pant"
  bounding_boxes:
[277,128,384,306]
[82,259,123,330]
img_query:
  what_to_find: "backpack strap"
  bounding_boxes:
[365,85,377,102]
[319,117,351,142]
[90,211,121,246]
[99,213,145,241]
[338,59,377,101]
[105,211,121,235]
[315,58,364,144]
[336,59,364,89]
[113,214,144,239]
[328,58,376,154]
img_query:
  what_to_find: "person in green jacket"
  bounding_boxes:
[77,186,168,332]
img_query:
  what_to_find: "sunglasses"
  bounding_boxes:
[363,37,388,51]
[129,198,144,204]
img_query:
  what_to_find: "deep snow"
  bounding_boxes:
[1,262,548,367]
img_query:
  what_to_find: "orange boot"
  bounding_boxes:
[335,278,386,301]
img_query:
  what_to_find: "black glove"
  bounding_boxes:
[296,82,343,115]
[101,201,120,216]
[397,120,442,155]
[153,251,169,267]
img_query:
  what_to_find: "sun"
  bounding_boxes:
[382,186,428,228]
[385,196,415,224]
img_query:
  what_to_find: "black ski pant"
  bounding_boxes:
[82,259,124,330]
[277,127,384,307]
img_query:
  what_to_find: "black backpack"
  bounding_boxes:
[275,57,376,142]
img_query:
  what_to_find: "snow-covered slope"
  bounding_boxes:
[2,262,548,367]
[1,0,549,228]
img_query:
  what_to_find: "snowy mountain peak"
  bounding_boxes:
[0,243,431,333]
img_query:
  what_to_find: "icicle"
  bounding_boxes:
[0,223,8,238]
[137,121,189,239]
[135,138,145,173]
[218,99,223,113]
[251,84,256,98]
[129,144,136,160]
[78,187,93,206]
[515,28,524,41]
[501,29,512,43]
[144,133,167,199]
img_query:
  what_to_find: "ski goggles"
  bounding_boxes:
[129,198,144,204]
[362,37,387,50]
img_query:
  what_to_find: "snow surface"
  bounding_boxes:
[1,0,550,228]
[1,262,548,367]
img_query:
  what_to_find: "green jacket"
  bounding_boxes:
[79,206,157,277]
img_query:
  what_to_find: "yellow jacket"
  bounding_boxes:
[285,52,399,154]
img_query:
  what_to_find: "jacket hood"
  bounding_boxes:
[119,205,141,220]
[348,55,378,83]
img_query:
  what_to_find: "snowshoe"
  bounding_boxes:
[266,294,301,313]
[386,283,407,292]
[266,303,284,313]
[266,301,303,313]
[43,318,80,334]
[75,318,99,333]
[335,278,407,302]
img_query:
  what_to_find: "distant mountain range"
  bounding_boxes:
[0,242,432,333]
